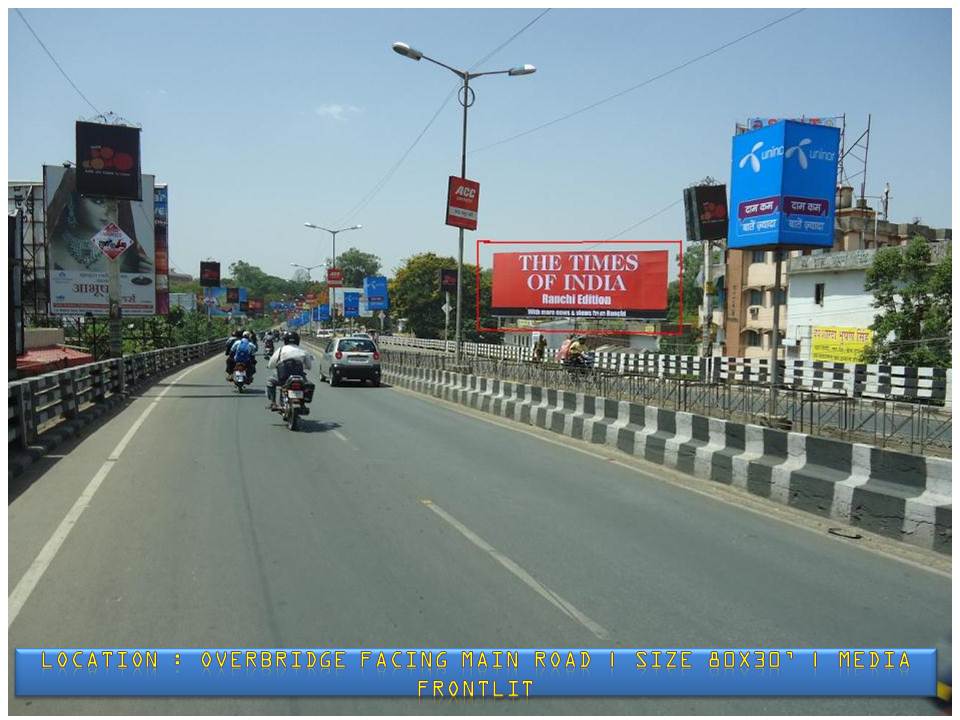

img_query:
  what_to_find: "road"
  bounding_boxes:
[8,353,951,714]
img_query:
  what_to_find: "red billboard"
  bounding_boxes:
[327,268,343,287]
[490,249,669,320]
[446,176,479,231]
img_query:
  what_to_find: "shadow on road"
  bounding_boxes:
[264,419,342,433]
[166,393,265,399]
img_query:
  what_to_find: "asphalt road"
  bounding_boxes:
[7,354,951,715]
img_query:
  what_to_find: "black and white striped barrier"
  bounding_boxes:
[384,363,951,555]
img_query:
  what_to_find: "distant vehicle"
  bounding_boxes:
[315,329,333,340]
[349,332,373,340]
[318,336,381,387]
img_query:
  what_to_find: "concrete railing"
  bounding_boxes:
[379,336,951,405]
[382,360,952,555]
[8,339,226,454]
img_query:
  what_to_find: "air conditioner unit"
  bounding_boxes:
[748,307,760,319]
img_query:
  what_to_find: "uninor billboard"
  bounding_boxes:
[490,250,668,319]
[44,165,156,316]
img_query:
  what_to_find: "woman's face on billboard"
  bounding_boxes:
[75,196,116,230]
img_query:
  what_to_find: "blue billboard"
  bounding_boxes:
[728,120,840,249]
[363,276,389,311]
[312,304,331,321]
[343,292,360,318]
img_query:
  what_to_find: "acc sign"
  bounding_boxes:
[90,223,133,260]
[327,268,343,287]
[446,177,480,231]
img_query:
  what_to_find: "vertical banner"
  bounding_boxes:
[363,275,389,310]
[45,166,156,316]
[446,176,480,230]
[343,292,360,318]
[154,185,169,315]
[318,303,330,321]
[75,121,142,201]
[439,268,458,292]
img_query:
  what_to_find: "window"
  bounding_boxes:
[814,283,825,306]
[746,331,762,347]
[749,289,763,306]
[338,339,376,353]
[752,250,766,263]
[773,288,787,305]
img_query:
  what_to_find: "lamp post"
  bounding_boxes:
[392,41,535,364]
[290,262,324,334]
[304,223,362,328]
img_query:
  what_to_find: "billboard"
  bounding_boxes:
[446,176,480,231]
[327,267,343,287]
[811,326,873,362]
[45,165,156,316]
[203,286,247,316]
[683,185,728,242]
[343,291,360,318]
[199,261,220,287]
[728,120,840,250]
[490,250,668,319]
[76,121,142,200]
[169,292,197,312]
[154,185,169,315]
[363,275,389,310]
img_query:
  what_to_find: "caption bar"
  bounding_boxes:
[16,648,936,697]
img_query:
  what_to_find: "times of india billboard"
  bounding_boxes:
[490,249,668,320]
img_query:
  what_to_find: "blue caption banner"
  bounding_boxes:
[15,648,935,697]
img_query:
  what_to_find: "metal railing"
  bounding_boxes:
[381,349,951,457]
[8,339,226,451]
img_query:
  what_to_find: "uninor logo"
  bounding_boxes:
[785,138,813,169]
[739,141,764,173]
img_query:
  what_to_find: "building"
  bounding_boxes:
[715,186,951,359]
[168,270,194,285]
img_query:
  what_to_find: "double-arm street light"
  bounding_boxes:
[289,262,324,279]
[303,222,362,327]
[392,41,535,363]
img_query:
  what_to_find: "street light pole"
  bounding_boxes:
[391,42,535,365]
[304,223,362,329]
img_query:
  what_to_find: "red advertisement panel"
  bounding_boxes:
[327,268,343,287]
[490,249,669,320]
[446,176,480,231]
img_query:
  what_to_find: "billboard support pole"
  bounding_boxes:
[108,257,122,358]
[769,249,783,418]
[701,239,711,357]
[454,74,471,366]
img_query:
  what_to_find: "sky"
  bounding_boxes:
[7,8,953,281]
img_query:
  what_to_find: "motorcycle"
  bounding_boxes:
[232,362,251,392]
[562,351,595,377]
[273,373,315,431]
[263,340,275,360]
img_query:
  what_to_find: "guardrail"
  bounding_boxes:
[379,336,951,406]
[9,339,226,452]
[380,349,951,458]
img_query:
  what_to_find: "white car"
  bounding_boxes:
[318,336,381,387]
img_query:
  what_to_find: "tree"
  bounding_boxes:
[863,235,951,367]
[390,253,501,342]
[666,243,703,324]
[334,247,382,288]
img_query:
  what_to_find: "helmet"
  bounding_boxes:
[287,331,301,345]
[232,329,243,339]
[242,331,252,339]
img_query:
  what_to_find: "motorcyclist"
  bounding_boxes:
[266,330,313,410]
[225,329,242,378]
[228,330,258,382]
[567,335,587,364]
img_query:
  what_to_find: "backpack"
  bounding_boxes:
[233,338,253,363]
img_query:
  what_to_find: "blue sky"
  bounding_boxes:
[8,8,952,280]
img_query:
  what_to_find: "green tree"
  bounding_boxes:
[666,243,703,324]
[390,253,500,342]
[863,235,951,367]
[334,247,382,288]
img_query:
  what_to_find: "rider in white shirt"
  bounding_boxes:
[266,331,313,409]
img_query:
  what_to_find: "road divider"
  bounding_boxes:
[383,363,952,555]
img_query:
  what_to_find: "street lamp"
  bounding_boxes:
[392,41,535,363]
[289,262,324,280]
[303,223,362,327]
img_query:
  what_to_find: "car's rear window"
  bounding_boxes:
[338,339,376,353]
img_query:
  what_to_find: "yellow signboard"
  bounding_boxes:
[811,326,873,362]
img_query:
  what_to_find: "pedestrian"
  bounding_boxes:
[533,334,547,363]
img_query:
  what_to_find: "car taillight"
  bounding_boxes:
[373,352,380,360]
[335,351,343,360]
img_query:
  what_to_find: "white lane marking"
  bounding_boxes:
[391,384,951,579]
[8,359,212,628]
[420,499,610,640]
[332,430,350,445]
